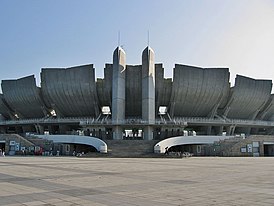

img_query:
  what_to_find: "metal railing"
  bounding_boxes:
[0,116,274,127]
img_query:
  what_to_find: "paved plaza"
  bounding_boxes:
[0,157,274,206]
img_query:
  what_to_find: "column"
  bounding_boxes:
[112,47,126,140]
[142,47,155,140]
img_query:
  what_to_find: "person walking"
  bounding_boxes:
[164,147,169,155]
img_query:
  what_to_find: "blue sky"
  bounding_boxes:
[1,0,274,90]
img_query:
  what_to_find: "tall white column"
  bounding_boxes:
[112,47,126,140]
[142,47,155,140]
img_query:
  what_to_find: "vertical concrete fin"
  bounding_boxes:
[112,47,126,139]
[142,46,155,140]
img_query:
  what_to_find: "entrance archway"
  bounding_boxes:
[264,142,274,156]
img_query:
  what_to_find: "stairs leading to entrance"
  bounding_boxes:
[0,134,35,148]
[25,136,53,151]
[218,137,242,156]
[103,140,159,157]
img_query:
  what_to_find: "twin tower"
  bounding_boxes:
[112,46,155,140]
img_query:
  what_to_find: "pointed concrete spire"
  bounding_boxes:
[142,46,155,140]
[112,46,126,140]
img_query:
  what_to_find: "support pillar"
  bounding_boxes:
[113,126,123,140]
[231,126,236,135]
[219,126,224,135]
[142,47,155,140]
[207,126,212,135]
[226,125,236,135]
[226,126,232,135]
[112,47,126,140]
[143,126,154,140]
[35,124,44,134]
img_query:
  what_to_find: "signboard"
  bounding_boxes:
[15,143,20,151]
[247,144,252,153]
[9,141,15,146]
[253,142,259,147]
[241,147,247,153]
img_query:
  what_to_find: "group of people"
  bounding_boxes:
[164,146,192,158]
[0,149,5,157]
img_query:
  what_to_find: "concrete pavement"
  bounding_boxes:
[0,157,274,206]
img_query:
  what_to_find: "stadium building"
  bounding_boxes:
[1,46,274,156]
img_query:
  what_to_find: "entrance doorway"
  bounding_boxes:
[264,143,274,156]
[0,141,6,152]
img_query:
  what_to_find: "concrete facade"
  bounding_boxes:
[0,134,35,155]
[1,47,274,140]
[41,65,99,117]
[223,75,272,119]
[214,135,274,157]
[2,75,47,119]
[0,94,12,120]
[170,65,230,118]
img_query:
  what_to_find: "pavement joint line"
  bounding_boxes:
[1,157,274,205]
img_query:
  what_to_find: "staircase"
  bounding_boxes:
[207,136,244,156]
[219,137,243,156]
[25,136,53,150]
[103,140,159,157]
[0,134,35,147]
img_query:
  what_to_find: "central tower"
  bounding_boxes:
[142,46,155,140]
[112,46,126,139]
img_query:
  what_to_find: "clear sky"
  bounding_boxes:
[1,0,274,91]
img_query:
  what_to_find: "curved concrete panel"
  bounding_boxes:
[155,64,172,113]
[41,64,100,117]
[37,135,107,153]
[170,64,230,117]
[1,75,47,119]
[154,135,231,153]
[223,75,272,119]
[125,65,142,117]
[0,94,13,119]
[256,94,274,121]
[96,64,112,107]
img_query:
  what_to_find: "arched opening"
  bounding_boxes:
[168,144,204,156]
[52,143,98,156]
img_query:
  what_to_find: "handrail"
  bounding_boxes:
[0,116,273,127]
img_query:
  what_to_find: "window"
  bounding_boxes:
[197,145,201,153]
